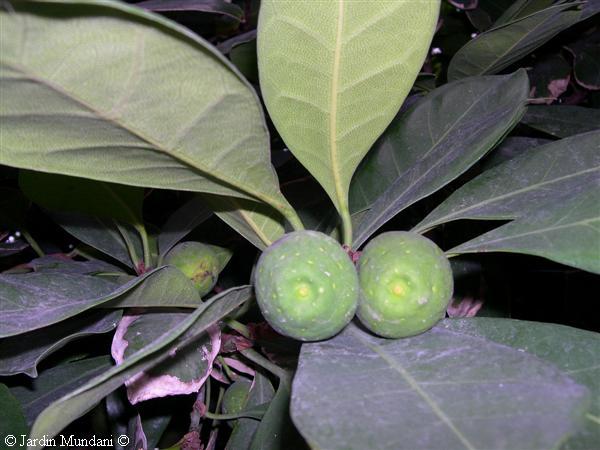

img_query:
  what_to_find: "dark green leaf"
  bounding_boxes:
[449,188,600,273]
[227,371,275,450]
[135,0,244,21]
[522,106,600,138]
[27,286,251,447]
[565,32,600,90]
[291,323,590,450]
[11,356,113,425]
[103,266,202,309]
[352,71,529,247]
[494,0,555,25]
[52,212,141,269]
[0,384,29,440]
[250,375,304,450]
[448,3,582,80]
[158,196,212,258]
[481,136,551,169]
[20,171,144,226]
[0,310,121,377]
[438,318,600,450]
[414,131,600,232]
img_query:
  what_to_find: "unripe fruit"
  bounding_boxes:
[357,232,453,338]
[222,379,251,427]
[254,231,359,341]
[164,242,220,297]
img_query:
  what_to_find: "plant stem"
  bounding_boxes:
[115,222,141,269]
[340,207,353,247]
[225,318,252,339]
[21,229,44,257]
[218,356,236,381]
[283,207,304,232]
[134,223,152,269]
[240,348,289,381]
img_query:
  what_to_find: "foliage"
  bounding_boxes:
[0,0,598,449]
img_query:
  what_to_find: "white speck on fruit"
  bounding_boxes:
[318,287,325,293]
[418,297,428,305]
[324,271,331,277]
[280,255,286,260]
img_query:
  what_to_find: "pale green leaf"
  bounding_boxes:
[0,0,294,218]
[257,0,439,219]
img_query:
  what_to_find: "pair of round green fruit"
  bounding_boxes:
[254,230,453,341]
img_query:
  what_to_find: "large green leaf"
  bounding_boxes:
[291,323,590,450]
[0,0,296,222]
[448,2,582,80]
[27,286,251,447]
[449,188,600,273]
[257,0,439,238]
[0,310,121,377]
[522,106,600,138]
[414,131,600,232]
[438,318,600,450]
[20,171,144,226]
[352,71,529,248]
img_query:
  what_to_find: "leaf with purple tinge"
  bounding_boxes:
[291,322,590,450]
[0,266,172,337]
[111,311,220,404]
[0,309,122,377]
[27,286,251,446]
[438,318,600,450]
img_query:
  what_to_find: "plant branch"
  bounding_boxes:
[240,348,289,381]
[21,229,44,257]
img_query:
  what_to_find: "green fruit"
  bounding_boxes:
[222,379,251,427]
[164,242,220,297]
[254,231,359,341]
[357,232,453,338]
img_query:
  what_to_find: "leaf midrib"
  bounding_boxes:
[329,0,345,212]
[349,327,477,450]
[1,61,286,211]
